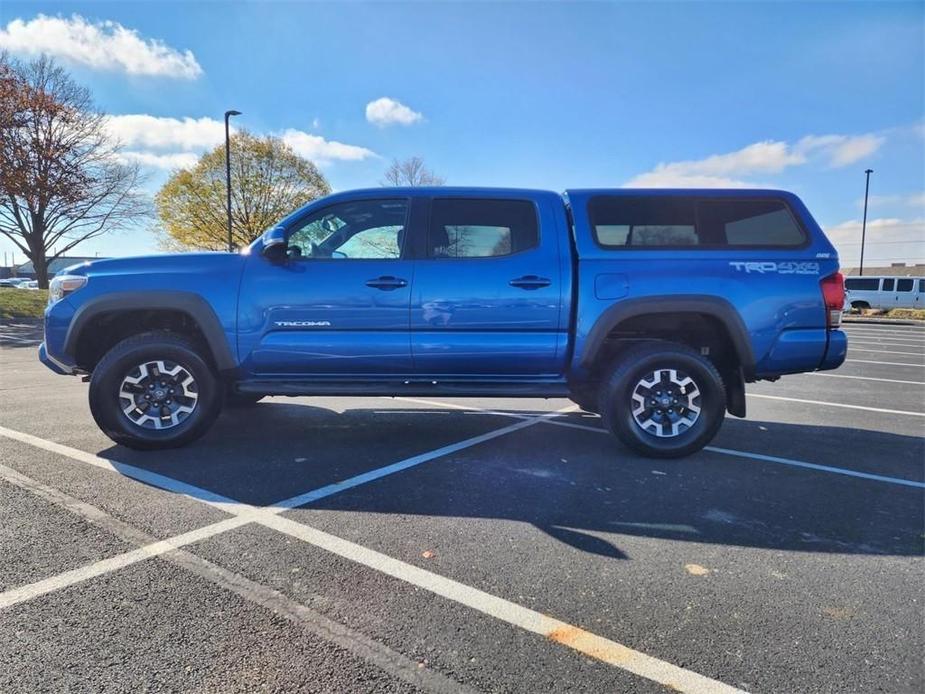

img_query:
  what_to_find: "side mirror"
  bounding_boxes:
[321,215,339,233]
[261,226,287,258]
[261,226,287,251]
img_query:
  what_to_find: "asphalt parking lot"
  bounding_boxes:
[1,321,922,694]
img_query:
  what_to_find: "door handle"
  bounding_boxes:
[365,276,408,291]
[509,275,551,290]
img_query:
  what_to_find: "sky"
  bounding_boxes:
[1,0,923,268]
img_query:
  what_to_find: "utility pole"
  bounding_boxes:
[224,110,242,252]
[860,168,873,276]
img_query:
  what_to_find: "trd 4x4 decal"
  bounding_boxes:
[729,261,820,275]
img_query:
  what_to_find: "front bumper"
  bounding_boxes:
[38,341,76,375]
[38,298,78,375]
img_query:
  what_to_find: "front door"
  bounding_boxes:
[238,197,414,376]
[409,195,567,376]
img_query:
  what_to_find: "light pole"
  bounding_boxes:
[224,110,241,252]
[859,168,873,276]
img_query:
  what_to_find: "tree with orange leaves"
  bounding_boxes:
[0,55,146,287]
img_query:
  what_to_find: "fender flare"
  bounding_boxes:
[580,295,755,378]
[64,291,236,371]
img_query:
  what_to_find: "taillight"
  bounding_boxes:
[821,271,845,329]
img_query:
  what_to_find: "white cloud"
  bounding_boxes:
[856,192,925,210]
[623,172,756,189]
[365,97,423,127]
[105,115,226,151]
[280,129,376,164]
[796,134,884,167]
[625,130,886,188]
[117,151,199,170]
[623,140,799,188]
[824,217,925,267]
[103,115,375,171]
[0,14,202,78]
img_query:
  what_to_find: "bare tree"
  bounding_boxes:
[381,156,445,187]
[0,55,146,287]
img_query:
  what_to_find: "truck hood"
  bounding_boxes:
[63,252,246,278]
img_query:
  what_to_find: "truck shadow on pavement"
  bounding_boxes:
[98,401,925,561]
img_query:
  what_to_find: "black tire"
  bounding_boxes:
[89,331,222,450]
[599,342,726,459]
[225,392,265,408]
[851,301,870,310]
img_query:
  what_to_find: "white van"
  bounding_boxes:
[844,276,925,310]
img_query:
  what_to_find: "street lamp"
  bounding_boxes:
[224,110,242,252]
[859,168,873,276]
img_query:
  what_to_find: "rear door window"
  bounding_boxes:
[588,196,807,249]
[428,199,538,258]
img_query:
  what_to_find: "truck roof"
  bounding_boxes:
[330,186,801,201]
[565,188,796,198]
[332,186,558,197]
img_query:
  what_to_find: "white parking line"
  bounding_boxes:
[705,447,925,489]
[844,327,925,336]
[0,515,251,610]
[847,338,925,344]
[261,513,745,694]
[747,392,924,417]
[266,409,568,511]
[845,358,925,367]
[0,425,250,515]
[402,398,925,488]
[848,339,925,350]
[0,463,478,694]
[0,422,741,694]
[844,331,925,340]
[805,372,925,386]
[850,347,925,357]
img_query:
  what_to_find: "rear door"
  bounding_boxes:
[894,278,916,308]
[409,194,568,376]
[880,278,895,309]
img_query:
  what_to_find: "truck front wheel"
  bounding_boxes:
[600,343,726,459]
[89,332,222,450]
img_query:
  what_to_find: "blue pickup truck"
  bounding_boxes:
[40,187,847,457]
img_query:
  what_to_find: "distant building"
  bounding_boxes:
[843,264,925,277]
[14,256,103,280]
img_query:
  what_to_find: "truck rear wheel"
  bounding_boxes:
[600,343,726,459]
[89,332,222,450]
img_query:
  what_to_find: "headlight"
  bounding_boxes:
[48,275,88,304]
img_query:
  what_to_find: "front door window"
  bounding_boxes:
[288,199,408,259]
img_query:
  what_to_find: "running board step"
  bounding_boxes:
[236,380,571,398]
